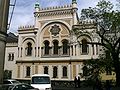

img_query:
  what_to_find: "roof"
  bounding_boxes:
[6,32,18,43]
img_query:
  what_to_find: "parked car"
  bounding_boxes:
[3,79,21,85]
[8,83,39,90]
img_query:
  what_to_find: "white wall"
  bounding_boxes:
[4,43,18,79]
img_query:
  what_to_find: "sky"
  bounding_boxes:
[8,0,117,34]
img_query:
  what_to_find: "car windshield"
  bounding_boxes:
[11,80,20,84]
[31,76,50,84]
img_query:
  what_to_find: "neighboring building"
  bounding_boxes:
[4,0,114,81]
[4,32,18,78]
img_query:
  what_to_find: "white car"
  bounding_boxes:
[31,74,52,90]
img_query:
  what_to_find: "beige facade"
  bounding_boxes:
[4,1,101,81]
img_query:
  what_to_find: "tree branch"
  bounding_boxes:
[114,37,120,48]
[117,42,120,55]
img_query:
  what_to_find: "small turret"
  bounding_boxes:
[35,2,40,12]
[72,0,77,9]
[72,0,78,25]
[72,0,77,4]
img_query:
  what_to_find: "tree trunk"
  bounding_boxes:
[115,66,120,86]
[112,53,120,86]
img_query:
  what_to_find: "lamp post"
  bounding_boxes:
[0,0,10,84]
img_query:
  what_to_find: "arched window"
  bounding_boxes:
[26,66,30,77]
[44,41,50,55]
[53,66,58,78]
[82,39,88,54]
[63,66,67,77]
[62,40,68,55]
[53,40,59,54]
[44,66,48,74]
[26,42,32,56]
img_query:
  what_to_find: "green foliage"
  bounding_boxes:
[79,0,120,59]
[4,70,12,79]
[83,50,113,81]
[96,0,113,12]
[74,0,120,86]
[81,0,113,20]
[116,0,120,10]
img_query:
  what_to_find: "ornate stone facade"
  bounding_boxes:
[4,1,100,81]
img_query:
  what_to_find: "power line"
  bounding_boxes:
[8,0,17,30]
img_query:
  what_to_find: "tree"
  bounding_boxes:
[83,50,113,80]
[73,0,120,86]
[116,0,120,10]
[4,70,12,79]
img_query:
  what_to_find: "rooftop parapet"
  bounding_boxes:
[80,19,96,25]
[34,4,74,18]
[38,4,72,11]
[73,19,97,30]
[18,25,35,30]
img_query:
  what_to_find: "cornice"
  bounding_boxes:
[16,59,84,64]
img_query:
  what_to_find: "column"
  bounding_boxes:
[58,65,62,80]
[72,65,76,79]
[76,65,79,76]
[32,65,35,75]
[0,0,10,84]
[94,44,96,55]
[68,64,72,80]
[38,65,43,74]
[20,65,24,78]
[49,65,53,79]
[73,45,75,56]
[70,46,73,56]
[35,65,38,74]
[76,44,79,56]
[17,65,20,78]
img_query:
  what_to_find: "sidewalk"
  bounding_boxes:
[52,87,93,90]
[52,87,120,90]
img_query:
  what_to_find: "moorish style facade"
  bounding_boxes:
[5,0,114,81]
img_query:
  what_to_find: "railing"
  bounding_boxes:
[41,46,70,58]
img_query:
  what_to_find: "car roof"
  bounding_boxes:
[32,74,50,77]
[4,79,18,81]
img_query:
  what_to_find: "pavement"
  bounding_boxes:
[52,87,93,90]
[52,87,120,90]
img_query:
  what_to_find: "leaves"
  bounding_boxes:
[75,0,120,82]
[83,50,113,80]
[96,0,113,12]
[79,0,120,52]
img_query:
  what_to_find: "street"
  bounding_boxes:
[52,87,93,90]
[52,87,120,90]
